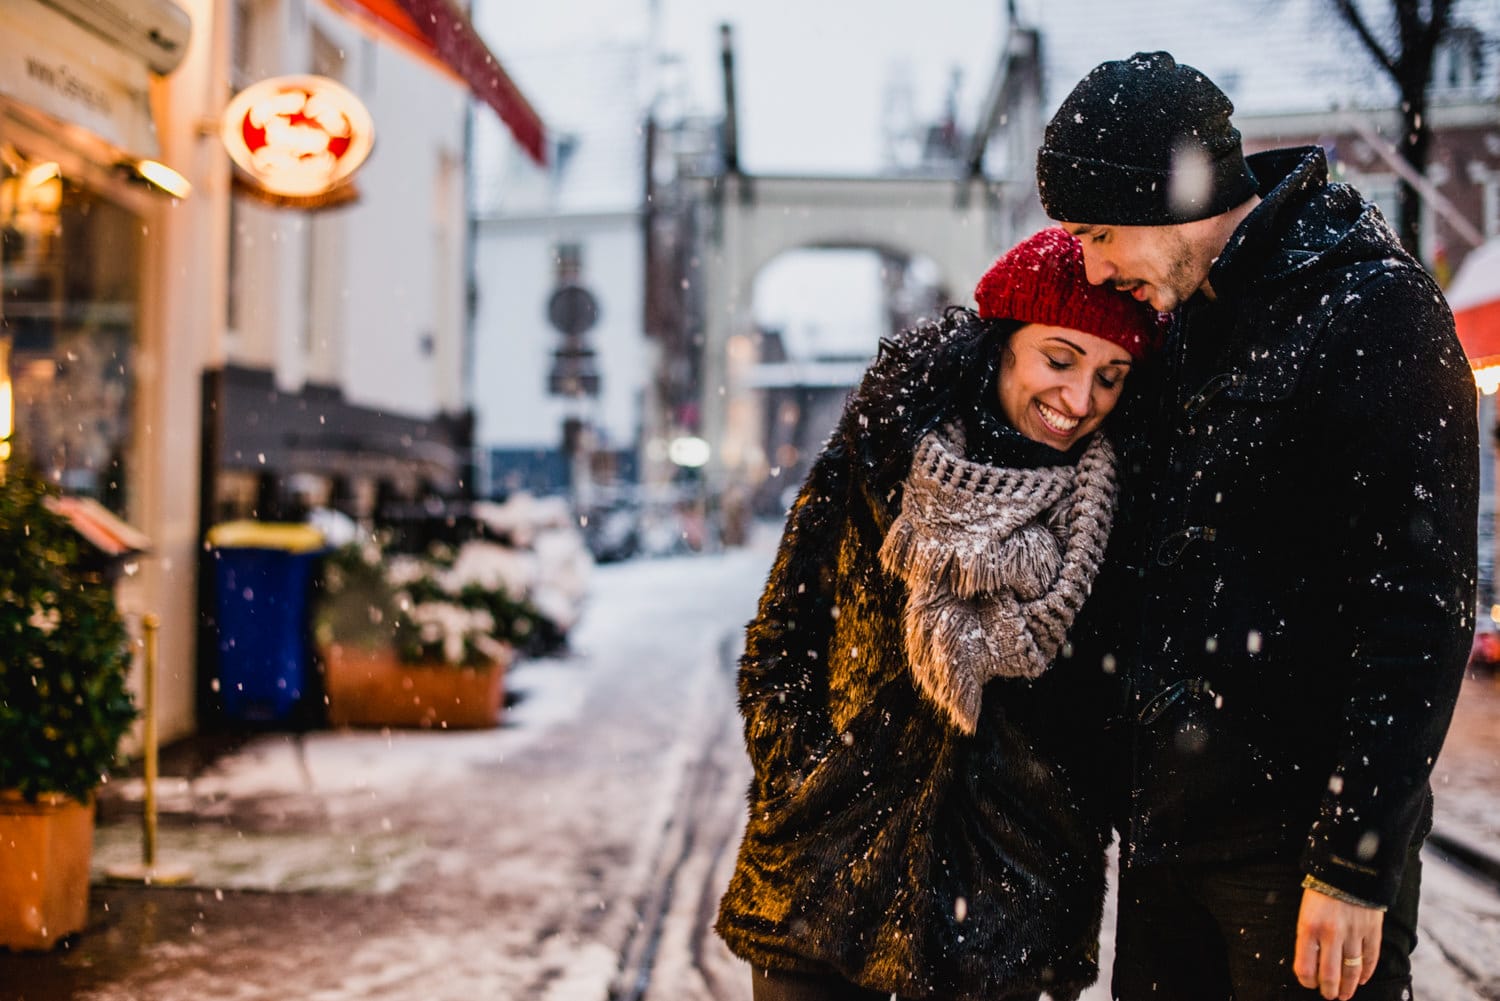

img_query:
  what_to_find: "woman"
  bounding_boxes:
[714,227,1162,1001]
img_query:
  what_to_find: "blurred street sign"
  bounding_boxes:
[547,284,599,336]
[548,336,600,397]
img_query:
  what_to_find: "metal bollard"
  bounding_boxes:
[107,613,193,886]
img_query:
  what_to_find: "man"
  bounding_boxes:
[1036,52,1478,1001]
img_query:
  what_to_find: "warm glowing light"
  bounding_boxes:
[1473,364,1500,396]
[220,76,374,197]
[0,337,11,452]
[133,159,192,198]
[21,161,59,188]
[1,161,62,218]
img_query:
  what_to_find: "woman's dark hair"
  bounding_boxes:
[935,304,1145,420]
[935,305,1151,448]
[844,303,1151,491]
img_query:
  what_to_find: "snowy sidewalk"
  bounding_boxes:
[2,525,1498,1000]
[3,536,773,1001]
[1431,670,1500,871]
[89,656,601,896]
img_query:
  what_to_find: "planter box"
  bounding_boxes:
[0,791,94,951]
[322,643,509,729]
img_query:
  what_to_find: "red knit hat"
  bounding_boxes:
[973,227,1164,359]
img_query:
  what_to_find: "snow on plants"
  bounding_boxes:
[313,493,594,666]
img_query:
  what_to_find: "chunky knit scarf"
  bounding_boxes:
[878,427,1117,735]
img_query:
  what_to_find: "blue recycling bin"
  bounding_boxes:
[207,522,326,724]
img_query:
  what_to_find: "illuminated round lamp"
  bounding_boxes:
[668,435,711,469]
[220,75,374,198]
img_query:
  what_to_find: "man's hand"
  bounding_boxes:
[1293,886,1383,1000]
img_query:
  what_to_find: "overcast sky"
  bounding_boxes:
[469,0,1009,355]
[468,0,1500,356]
[478,0,1007,175]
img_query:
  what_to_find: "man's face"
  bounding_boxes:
[1060,221,1215,312]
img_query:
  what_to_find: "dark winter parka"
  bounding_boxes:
[715,312,1115,1001]
[1086,146,1478,907]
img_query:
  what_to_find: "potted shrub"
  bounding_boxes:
[313,539,531,729]
[0,461,136,950]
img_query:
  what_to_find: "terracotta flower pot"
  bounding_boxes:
[321,643,509,729]
[0,790,94,951]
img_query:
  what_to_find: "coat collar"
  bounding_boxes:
[1204,146,1331,306]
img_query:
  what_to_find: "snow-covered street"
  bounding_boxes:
[2,528,1498,1000]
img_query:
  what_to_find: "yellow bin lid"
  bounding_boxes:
[206,521,326,553]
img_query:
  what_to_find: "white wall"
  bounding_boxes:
[467,40,652,489]
[127,0,232,744]
[336,25,469,417]
[471,215,646,459]
[223,0,306,377]
[225,4,469,419]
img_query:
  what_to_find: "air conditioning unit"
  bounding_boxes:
[35,0,192,76]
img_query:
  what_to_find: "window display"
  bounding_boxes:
[1,145,142,514]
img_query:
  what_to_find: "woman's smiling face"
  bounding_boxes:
[997,323,1133,450]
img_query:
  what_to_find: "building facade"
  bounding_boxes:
[468,42,654,503]
[1,0,230,745]
[211,0,475,526]
[1,0,539,742]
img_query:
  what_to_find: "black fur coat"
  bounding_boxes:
[715,310,1116,1001]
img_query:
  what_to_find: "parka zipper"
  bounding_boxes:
[1183,372,1244,418]
[1155,525,1218,566]
[1136,676,1217,725]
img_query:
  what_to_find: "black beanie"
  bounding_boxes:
[1037,51,1258,225]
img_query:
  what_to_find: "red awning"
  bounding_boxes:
[1449,238,1500,367]
[44,496,151,557]
[1456,299,1500,367]
[323,0,547,166]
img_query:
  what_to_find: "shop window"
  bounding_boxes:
[1434,26,1484,96]
[1,156,142,513]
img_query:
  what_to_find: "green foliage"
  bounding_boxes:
[449,582,547,650]
[0,462,137,803]
[310,542,400,653]
[312,539,546,668]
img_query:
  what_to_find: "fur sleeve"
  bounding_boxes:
[736,439,851,803]
[737,310,987,802]
[841,309,988,496]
